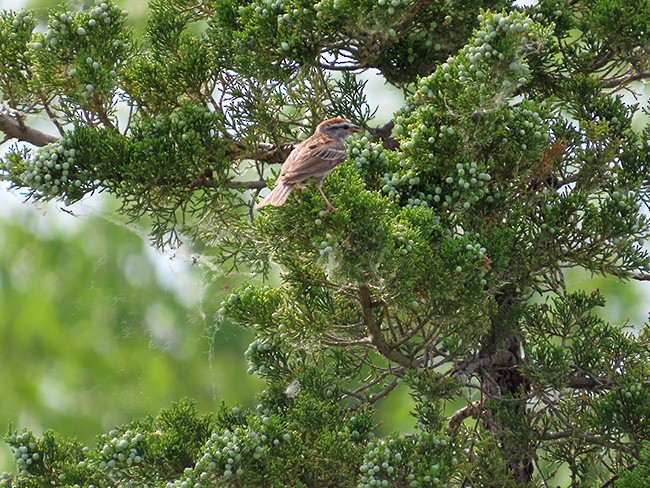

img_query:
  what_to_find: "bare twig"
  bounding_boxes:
[627,272,650,281]
[370,378,400,403]
[234,142,294,164]
[321,335,372,347]
[227,179,268,190]
[319,62,362,71]
[541,430,633,453]
[449,401,484,431]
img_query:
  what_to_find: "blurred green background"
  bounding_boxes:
[1,0,648,475]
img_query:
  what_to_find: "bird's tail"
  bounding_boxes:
[255,183,294,209]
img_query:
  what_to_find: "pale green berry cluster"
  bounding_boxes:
[610,190,642,214]
[394,224,419,256]
[7,432,40,476]
[381,159,493,211]
[436,161,492,210]
[241,251,267,273]
[348,135,390,172]
[98,429,144,471]
[216,291,240,318]
[346,415,375,441]
[244,0,286,19]
[276,4,312,29]
[88,0,127,22]
[310,232,339,256]
[270,309,292,341]
[40,0,127,49]
[376,0,416,16]
[167,419,292,487]
[503,102,549,150]
[19,140,92,202]
[621,382,645,401]
[3,9,33,39]
[357,438,404,488]
[244,340,273,375]
[416,10,538,98]
[462,12,535,84]
[217,286,271,319]
[397,237,415,255]
[391,111,412,138]
[450,239,489,284]
[607,382,649,424]
[467,12,534,59]
[410,435,455,488]
[380,161,424,202]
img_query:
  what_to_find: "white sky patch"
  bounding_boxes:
[0,0,24,9]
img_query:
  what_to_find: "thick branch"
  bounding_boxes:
[0,113,58,147]
[565,374,611,390]
[359,286,416,368]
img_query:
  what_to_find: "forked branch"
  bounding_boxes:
[359,285,417,368]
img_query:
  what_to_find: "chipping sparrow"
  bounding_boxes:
[255,118,359,214]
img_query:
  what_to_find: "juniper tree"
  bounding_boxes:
[2,0,650,486]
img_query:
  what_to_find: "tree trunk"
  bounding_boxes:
[479,287,533,485]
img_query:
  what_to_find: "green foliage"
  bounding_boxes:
[0,388,465,488]
[2,0,650,486]
[1,400,211,487]
[615,443,650,487]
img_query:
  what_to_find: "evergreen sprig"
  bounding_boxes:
[2,0,650,486]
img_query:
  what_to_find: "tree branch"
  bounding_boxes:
[0,113,58,147]
[227,179,267,190]
[565,374,611,390]
[231,142,294,164]
[359,285,417,368]
[449,401,484,431]
[627,272,650,281]
[541,429,633,453]
[601,70,650,89]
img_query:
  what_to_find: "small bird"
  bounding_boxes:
[256,118,359,214]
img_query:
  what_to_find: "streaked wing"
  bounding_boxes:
[281,143,347,184]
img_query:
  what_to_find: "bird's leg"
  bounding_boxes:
[295,186,302,199]
[316,184,338,216]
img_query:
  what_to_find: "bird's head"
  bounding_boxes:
[316,118,359,139]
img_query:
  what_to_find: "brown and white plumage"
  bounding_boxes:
[256,118,359,214]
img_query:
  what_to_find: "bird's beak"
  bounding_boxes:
[350,124,359,133]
